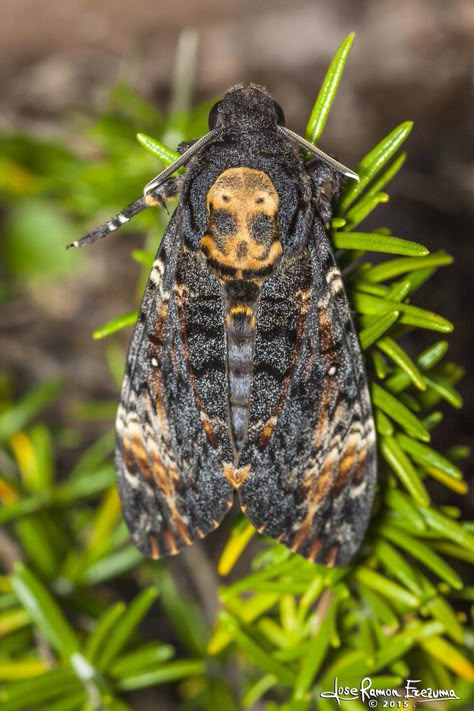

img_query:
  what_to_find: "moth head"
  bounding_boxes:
[208,84,286,132]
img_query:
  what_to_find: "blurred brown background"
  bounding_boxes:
[1,0,473,461]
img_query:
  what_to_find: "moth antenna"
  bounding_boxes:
[67,176,182,250]
[143,130,217,195]
[277,126,359,182]
[68,131,217,250]
[66,195,148,249]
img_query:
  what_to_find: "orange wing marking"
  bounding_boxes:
[223,463,251,488]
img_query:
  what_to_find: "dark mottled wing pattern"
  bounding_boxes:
[116,213,234,558]
[238,217,376,566]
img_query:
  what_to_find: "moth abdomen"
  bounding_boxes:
[225,304,256,452]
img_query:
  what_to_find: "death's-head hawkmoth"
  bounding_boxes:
[70,84,376,567]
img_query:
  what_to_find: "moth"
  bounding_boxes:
[70,84,376,566]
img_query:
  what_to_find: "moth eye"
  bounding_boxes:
[222,194,230,202]
[208,100,223,130]
[272,100,286,126]
[255,197,265,204]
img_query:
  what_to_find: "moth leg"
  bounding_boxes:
[67,176,183,249]
[306,159,344,226]
[145,176,182,208]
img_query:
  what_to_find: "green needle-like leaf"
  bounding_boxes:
[305,33,355,145]
[339,121,413,212]
[131,248,155,269]
[258,617,291,649]
[381,525,463,590]
[159,568,208,656]
[0,607,31,636]
[40,690,88,711]
[220,612,295,685]
[0,660,47,683]
[356,280,390,297]
[358,585,398,627]
[385,488,427,532]
[0,668,81,710]
[84,602,126,664]
[219,520,256,576]
[109,643,175,678]
[372,383,430,442]
[293,599,336,700]
[117,659,205,691]
[418,508,474,551]
[136,133,180,165]
[242,674,277,709]
[0,494,50,526]
[344,192,388,230]
[376,337,425,390]
[0,379,62,443]
[81,546,144,586]
[11,563,79,660]
[386,340,449,392]
[375,540,422,595]
[15,517,58,580]
[422,374,463,409]
[55,466,115,503]
[353,292,453,333]
[422,596,464,645]
[93,311,138,340]
[96,588,158,671]
[364,251,453,283]
[396,432,464,481]
[355,568,419,609]
[357,152,406,203]
[421,410,444,431]
[418,637,474,681]
[333,231,428,256]
[379,435,430,506]
[374,408,394,435]
[386,279,412,301]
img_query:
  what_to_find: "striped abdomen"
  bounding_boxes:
[225,304,256,452]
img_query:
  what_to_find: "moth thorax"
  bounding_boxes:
[200,167,283,283]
